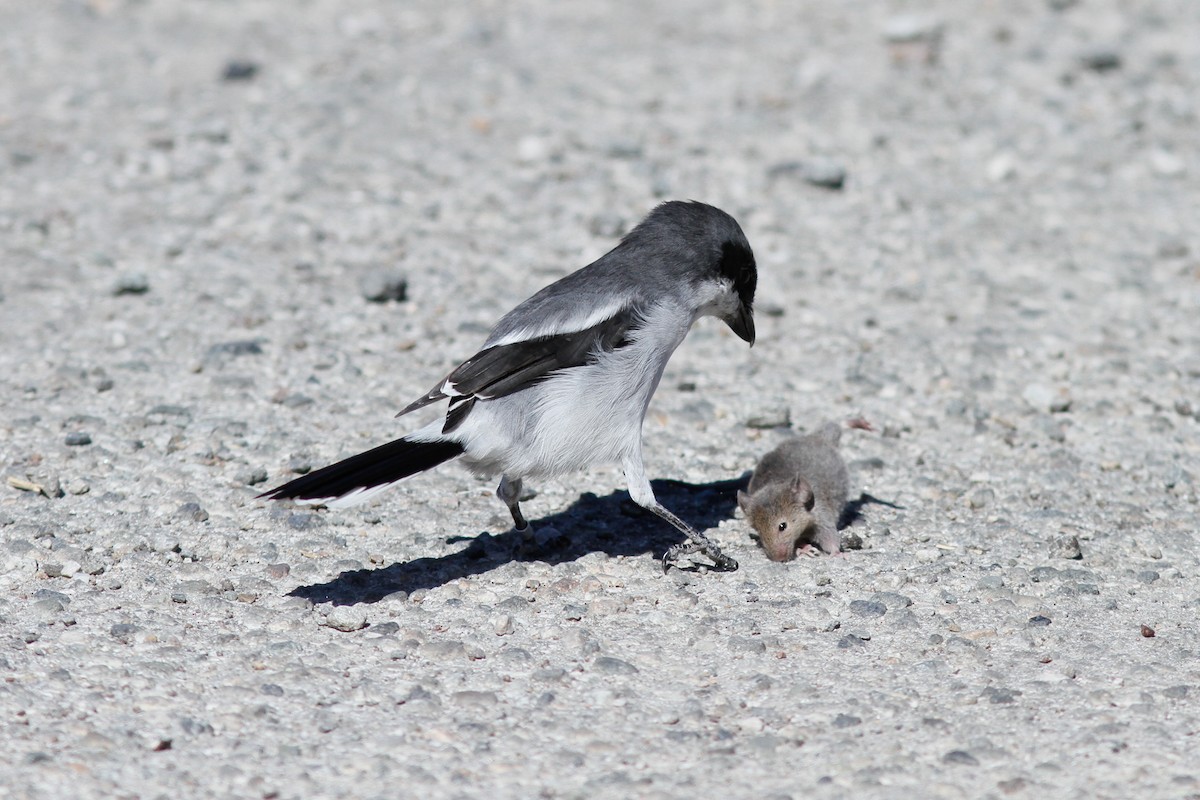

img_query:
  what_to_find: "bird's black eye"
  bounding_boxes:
[777,521,788,532]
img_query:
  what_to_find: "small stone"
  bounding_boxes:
[801,159,847,190]
[265,563,290,579]
[322,606,368,632]
[493,614,514,636]
[64,432,92,447]
[113,273,150,296]
[1149,149,1186,178]
[837,634,866,649]
[418,640,466,661]
[1160,241,1190,261]
[452,690,498,709]
[516,136,552,163]
[943,750,980,766]
[176,502,209,522]
[840,530,864,550]
[1137,570,1160,585]
[728,636,767,654]
[208,340,264,358]
[1050,535,1083,560]
[1029,615,1052,627]
[30,598,64,621]
[359,271,408,303]
[287,458,313,475]
[987,152,1018,182]
[966,487,994,509]
[849,600,887,618]
[832,713,862,728]
[1022,383,1071,413]
[982,687,1020,704]
[1140,625,1155,638]
[370,621,400,637]
[591,656,638,675]
[260,684,284,697]
[109,623,140,644]
[745,408,791,429]
[883,14,944,43]
[1079,46,1121,72]
[222,60,260,81]
[236,468,269,486]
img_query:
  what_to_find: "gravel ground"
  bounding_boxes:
[2,1,1199,798]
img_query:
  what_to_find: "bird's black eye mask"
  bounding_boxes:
[718,240,757,310]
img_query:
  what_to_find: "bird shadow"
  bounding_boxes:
[839,492,904,529]
[288,474,751,606]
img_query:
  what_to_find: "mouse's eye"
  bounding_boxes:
[777,521,788,532]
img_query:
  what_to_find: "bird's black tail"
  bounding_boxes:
[257,437,465,506]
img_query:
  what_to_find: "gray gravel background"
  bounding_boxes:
[2,1,1199,798]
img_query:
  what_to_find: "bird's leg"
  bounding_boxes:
[623,456,738,573]
[496,475,530,535]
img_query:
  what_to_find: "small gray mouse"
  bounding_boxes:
[737,418,872,561]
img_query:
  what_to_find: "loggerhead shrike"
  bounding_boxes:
[260,200,757,572]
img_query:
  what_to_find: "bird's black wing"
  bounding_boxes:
[398,305,639,433]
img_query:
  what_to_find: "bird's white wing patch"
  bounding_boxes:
[486,299,628,348]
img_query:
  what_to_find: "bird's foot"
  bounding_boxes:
[662,540,738,573]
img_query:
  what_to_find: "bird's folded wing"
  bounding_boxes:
[397,304,639,431]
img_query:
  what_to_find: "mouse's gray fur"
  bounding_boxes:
[738,419,865,561]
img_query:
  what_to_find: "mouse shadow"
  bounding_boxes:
[288,474,750,606]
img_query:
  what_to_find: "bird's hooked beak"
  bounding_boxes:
[725,302,756,346]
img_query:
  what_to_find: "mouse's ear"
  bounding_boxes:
[736,490,752,513]
[792,478,814,510]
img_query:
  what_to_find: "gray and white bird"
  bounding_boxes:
[259,200,758,571]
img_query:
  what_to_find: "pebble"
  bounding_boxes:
[849,600,887,618]
[221,60,260,81]
[265,563,290,579]
[492,614,514,636]
[943,750,980,766]
[64,432,92,446]
[322,606,368,632]
[1079,46,1121,72]
[745,408,791,429]
[883,13,944,43]
[840,530,864,551]
[832,713,862,728]
[452,690,498,709]
[30,598,64,621]
[1149,149,1186,178]
[591,656,638,675]
[419,640,467,661]
[1050,535,1083,560]
[1022,383,1071,413]
[109,623,140,644]
[113,273,150,296]
[359,270,408,303]
[872,592,913,609]
[800,158,847,190]
[765,160,846,190]
[176,502,209,522]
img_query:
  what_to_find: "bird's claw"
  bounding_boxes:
[662,541,738,573]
